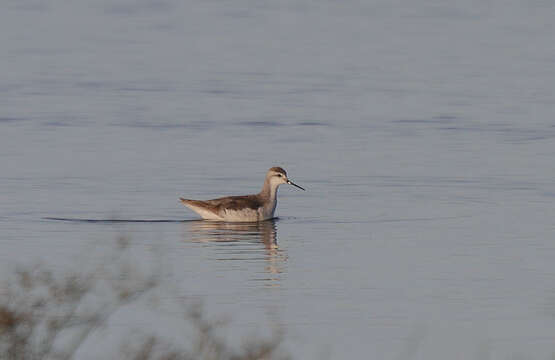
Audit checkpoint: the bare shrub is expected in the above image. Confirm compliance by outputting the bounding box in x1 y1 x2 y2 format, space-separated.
0 237 288 360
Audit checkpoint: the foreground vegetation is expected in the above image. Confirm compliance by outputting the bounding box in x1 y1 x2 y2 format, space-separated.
0 236 288 360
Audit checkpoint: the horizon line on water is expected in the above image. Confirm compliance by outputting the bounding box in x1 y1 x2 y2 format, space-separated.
42 217 194 223
41 217 283 223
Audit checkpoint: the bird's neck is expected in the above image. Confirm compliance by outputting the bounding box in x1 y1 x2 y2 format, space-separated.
259 179 279 202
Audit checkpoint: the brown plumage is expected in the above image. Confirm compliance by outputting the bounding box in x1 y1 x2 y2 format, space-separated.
180 195 263 212
268 167 287 176
179 167 304 222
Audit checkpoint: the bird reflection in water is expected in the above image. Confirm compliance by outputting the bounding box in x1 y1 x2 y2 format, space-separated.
184 219 286 284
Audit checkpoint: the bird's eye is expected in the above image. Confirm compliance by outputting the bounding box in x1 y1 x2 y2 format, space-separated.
277 174 282 177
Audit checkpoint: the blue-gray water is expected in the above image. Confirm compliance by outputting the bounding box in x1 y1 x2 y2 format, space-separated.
2 0 555 358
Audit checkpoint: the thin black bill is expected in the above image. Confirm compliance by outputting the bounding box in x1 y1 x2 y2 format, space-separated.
287 180 305 191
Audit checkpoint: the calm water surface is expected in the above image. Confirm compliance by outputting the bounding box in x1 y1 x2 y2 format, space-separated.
2 0 555 358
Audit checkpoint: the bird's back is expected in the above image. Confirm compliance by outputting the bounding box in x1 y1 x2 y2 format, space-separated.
180 194 271 222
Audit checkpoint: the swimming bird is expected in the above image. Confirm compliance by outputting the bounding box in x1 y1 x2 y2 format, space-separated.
180 167 305 222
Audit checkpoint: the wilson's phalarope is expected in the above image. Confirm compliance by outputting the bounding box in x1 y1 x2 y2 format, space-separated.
180 167 305 222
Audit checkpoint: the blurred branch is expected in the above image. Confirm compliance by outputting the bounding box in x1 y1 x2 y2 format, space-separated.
1 236 288 360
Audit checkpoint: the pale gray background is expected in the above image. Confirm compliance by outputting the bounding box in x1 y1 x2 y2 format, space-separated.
2 0 555 358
